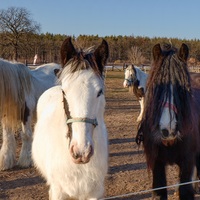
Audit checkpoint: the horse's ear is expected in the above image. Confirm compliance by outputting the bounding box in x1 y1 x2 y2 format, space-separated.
132 64 136 74
131 64 135 69
152 44 162 62
60 37 77 67
94 39 109 74
179 43 189 62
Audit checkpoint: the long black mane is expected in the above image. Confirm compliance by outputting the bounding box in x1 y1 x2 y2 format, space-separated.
141 44 192 134
135 44 199 168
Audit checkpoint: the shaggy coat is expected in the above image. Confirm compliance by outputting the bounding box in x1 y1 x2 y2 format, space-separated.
136 43 200 200
32 37 109 200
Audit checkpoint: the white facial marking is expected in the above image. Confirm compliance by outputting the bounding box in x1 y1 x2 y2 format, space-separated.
159 85 177 135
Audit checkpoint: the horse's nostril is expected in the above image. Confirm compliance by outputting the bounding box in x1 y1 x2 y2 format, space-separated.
73 152 79 159
88 145 94 158
70 145 80 160
162 129 169 138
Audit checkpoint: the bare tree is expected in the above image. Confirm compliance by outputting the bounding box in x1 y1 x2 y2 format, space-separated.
0 7 40 60
127 46 146 65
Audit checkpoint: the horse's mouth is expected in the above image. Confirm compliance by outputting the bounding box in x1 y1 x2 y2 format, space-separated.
71 156 91 164
161 139 176 146
70 146 94 164
160 129 180 146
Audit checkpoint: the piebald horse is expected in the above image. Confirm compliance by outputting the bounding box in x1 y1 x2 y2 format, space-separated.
123 64 148 121
32 37 109 200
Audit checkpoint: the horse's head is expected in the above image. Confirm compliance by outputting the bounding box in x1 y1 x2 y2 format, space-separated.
123 65 147 100
153 43 190 146
137 43 192 147
59 37 109 164
159 84 180 146
123 64 137 88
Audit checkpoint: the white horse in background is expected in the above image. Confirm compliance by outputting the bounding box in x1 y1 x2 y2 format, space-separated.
32 37 109 200
123 64 148 122
0 60 61 170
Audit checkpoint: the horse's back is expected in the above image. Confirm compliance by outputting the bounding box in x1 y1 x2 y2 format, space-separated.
31 63 60 84
33 63 61 76
30 63 61 101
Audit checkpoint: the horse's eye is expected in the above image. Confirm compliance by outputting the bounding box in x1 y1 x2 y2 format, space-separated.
97 89 103 97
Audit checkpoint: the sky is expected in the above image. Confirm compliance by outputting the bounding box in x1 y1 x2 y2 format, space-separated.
1 0 200 40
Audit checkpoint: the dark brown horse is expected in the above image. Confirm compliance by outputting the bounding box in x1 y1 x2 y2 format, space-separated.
136 43 200 200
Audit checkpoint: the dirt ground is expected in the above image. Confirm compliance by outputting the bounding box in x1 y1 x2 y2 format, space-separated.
0 70 200 200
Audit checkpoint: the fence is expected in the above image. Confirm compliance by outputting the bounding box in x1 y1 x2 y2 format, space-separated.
106 63 200 73
190 66 200 73
106 63 151 73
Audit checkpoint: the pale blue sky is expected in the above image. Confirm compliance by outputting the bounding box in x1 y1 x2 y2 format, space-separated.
1 0 200 40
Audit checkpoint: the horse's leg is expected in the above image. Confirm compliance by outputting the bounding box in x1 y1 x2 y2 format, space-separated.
0 121 16 170
178 160 195 200
137 97 144 122
152 159 167 200
17 104 32 168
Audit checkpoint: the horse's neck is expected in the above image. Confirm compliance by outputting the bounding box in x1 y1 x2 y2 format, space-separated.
135 68 148 90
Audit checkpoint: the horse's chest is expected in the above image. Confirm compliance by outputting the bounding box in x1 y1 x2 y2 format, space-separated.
158 144 186 164
132 85 144 100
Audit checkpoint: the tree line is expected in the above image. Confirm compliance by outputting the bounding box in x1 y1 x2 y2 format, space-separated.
1 7 200 66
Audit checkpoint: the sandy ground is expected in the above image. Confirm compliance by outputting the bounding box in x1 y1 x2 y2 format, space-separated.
0 70 200 200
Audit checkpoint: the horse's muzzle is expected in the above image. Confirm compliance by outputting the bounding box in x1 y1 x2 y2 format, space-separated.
123 80 130 88
161 129 179 146
70 145 94 164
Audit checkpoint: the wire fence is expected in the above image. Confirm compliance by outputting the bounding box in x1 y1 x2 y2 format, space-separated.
100 180 200 200
100 179 200 200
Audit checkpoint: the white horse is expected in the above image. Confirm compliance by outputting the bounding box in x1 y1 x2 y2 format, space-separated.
32 37 109 200
0 59 61 170
123 64 148 122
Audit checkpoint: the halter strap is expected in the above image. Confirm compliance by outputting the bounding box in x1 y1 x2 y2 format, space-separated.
62 90 98 143
163 102 178 114
62 90 72 140
67 118 98 127
125 68 137 84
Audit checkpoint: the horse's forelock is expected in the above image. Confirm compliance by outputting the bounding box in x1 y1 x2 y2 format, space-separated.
144 48 192 133
58 50 102 82
126 65 133 70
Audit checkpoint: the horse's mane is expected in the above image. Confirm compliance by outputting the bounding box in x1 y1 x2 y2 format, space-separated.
142 45 192 133
136 44 200 169
0 59 32 127
58 48 102 82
